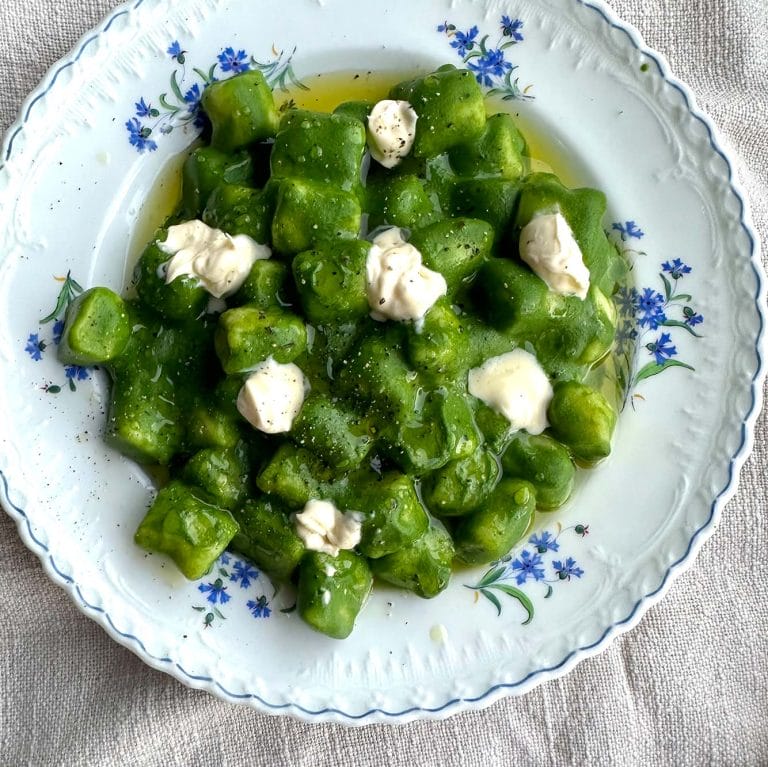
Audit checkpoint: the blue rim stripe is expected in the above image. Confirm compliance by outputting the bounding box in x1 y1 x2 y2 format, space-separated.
0 0 764 722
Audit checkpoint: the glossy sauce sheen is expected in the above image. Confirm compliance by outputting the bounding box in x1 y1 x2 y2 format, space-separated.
85 66 626 640
128 69 571 270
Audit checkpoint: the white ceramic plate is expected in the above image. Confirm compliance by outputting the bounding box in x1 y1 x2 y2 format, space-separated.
0 0 763 724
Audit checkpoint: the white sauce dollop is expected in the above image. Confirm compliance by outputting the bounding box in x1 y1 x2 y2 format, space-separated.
519 211 590 300
467 349 553 435
366 100 418 169
365 227 447 323
236 357 309 434
293 499 362 557
159 219 270 299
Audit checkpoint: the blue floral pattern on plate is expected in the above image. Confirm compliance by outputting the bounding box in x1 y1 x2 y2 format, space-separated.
193 553 276 628
125 42 308 153
24 273 91 393
611 222 704 408
437 15 532 100
465 523 589 623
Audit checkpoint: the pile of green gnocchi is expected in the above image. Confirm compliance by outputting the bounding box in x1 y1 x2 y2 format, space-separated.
58 65 626 638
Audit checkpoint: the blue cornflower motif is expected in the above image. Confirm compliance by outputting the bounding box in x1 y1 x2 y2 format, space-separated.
553 557 584 580
683 306 704 326
509 550 546 585
247 595 272 618
217 47 250 74
662 258 692 280
125 118 158 153
52 320 64 345
646 332 677 365
64 365 90 381
617 320 639 344
135 98 152 117
167 41 185 62
612 220 644 241
529 531 559 554
636 287 666 329
25 333 45 361
230 560 259 589
184 83 201 107
449 26 479 57
219 552 231 566
501 16 524 41
183 83 206 128
468 48 513 87
437 22 456 33
615 286 639 317
198 578 231 605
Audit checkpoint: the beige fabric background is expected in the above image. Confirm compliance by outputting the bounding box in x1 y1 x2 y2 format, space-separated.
1 1 766 764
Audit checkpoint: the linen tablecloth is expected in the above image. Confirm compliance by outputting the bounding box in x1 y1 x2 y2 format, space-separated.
1 1 766 764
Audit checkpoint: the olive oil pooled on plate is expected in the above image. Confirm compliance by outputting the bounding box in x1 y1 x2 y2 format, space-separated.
128 67 571 269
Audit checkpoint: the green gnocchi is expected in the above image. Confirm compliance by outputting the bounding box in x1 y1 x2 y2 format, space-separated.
57 64 626 639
